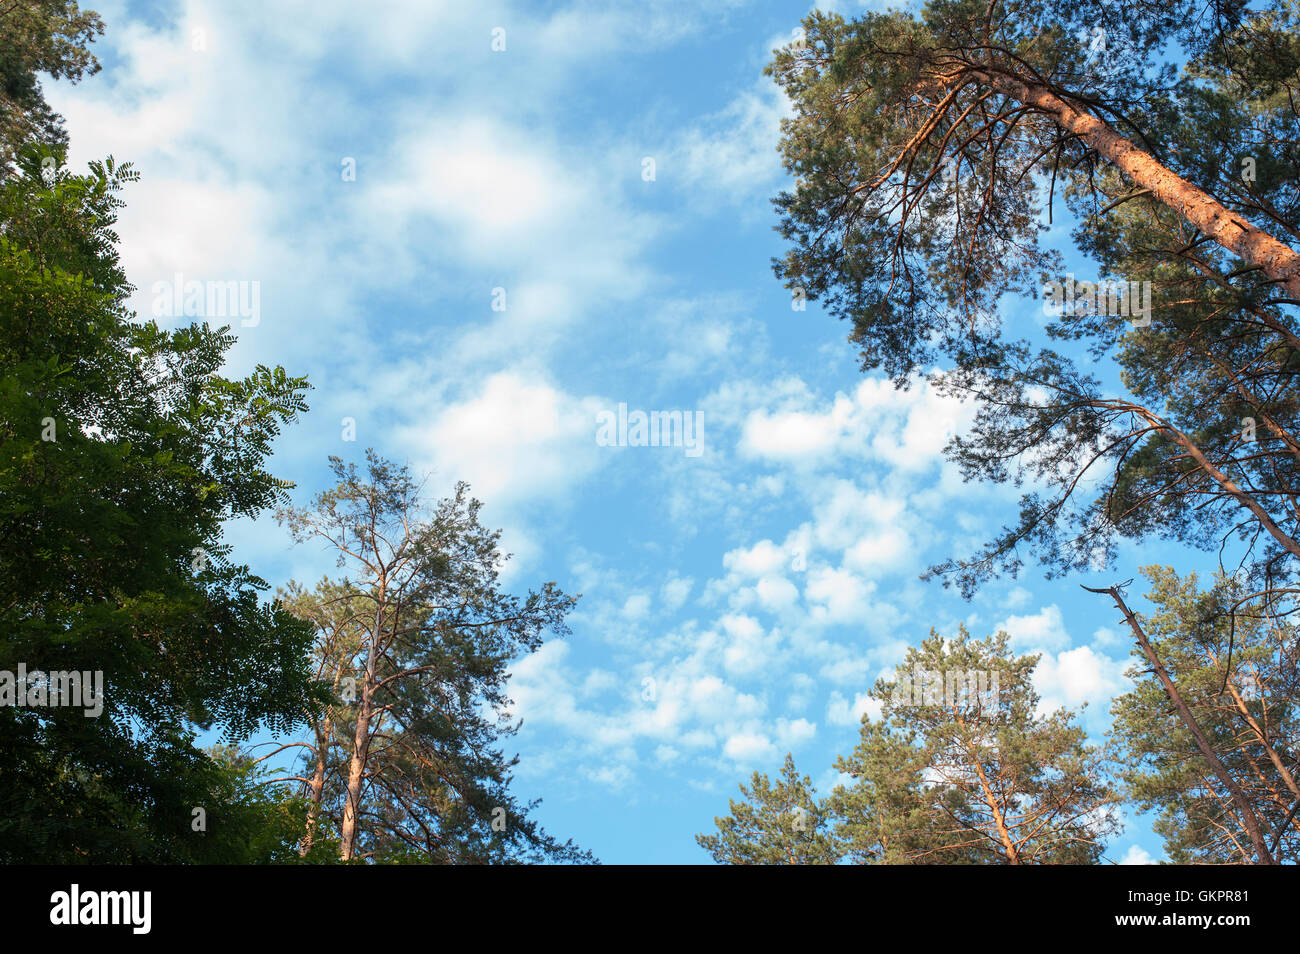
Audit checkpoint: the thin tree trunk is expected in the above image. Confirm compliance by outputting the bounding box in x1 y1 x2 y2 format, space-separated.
1223 678 1300 803
1085 585 1277 864
973 758 1021 864
299 723 328 858
340 603 383 862
1116 401 1300 561
957 713 1021 863
338 706 370 861
300 663 344 858
965 68 1300 300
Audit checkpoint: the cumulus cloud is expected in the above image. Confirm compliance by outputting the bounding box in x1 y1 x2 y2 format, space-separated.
722 729 777 764
397 371 605 505
1033 645 1131 729
826 690 881 727
805 566 876 625
722 539 792 578
738 377 973 472
1118 845 1157 865
996 604 1072 652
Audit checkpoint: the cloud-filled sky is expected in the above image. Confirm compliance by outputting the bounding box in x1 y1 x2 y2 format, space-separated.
49 0 1208 863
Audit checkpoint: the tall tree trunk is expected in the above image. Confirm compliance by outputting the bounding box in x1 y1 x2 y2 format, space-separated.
338 699 370 861
299 718 330 858
1085 585 1278 864
300 663 344 858
339 603 382 862
964 68 1300 300
963 727 1020 863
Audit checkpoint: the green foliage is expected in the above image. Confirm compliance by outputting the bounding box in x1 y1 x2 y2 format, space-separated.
768 2 1300 606
700 628 1118 864
187 745 337 865
1110 567 1300 863
696 754 839 864
0 1 104 168
280 452 596 864
0 143 324 861
833 628 1117 863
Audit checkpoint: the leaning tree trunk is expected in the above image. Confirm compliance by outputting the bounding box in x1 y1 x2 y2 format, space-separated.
1085 585 1277 864
965 68 1300 301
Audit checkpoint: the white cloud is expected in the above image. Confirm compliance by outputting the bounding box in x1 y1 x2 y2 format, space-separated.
398 371 604 505
622 593 651 621
754 575 800 613
818 655 877 686
842 528 910 570
722 539 790 578
776 717 817 747
1091 625 1125 649
1034 645 1131 718
661 576 694 611
582 763 634 789
996 604 1071 652
722 729 777 764
737 377 973 473
805 566 875 625
827 690 881 727
1002 586 1032 610
654 744 680 763
741 403 848 460
720 614 779 677
1119 845 1156 865
674 74 791 205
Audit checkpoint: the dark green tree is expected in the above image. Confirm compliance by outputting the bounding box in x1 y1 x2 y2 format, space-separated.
0 1 104 170
186 744 337 865
0 142 324 862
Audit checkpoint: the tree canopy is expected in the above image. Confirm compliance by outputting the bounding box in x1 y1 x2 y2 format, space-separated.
276 452 595 864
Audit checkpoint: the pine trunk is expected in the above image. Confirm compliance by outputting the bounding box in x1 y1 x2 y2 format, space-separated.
969 69 1300 300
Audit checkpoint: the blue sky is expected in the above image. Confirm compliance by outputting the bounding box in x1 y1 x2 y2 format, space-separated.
47 0 1218 864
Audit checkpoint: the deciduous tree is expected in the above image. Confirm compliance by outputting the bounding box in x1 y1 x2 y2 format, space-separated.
0 145 322 861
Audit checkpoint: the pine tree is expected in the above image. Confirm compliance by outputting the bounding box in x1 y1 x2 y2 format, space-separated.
696 754 840 864
768 3 1300 609
832 628 1118 864
277 452 594 864
0 1 104 169
1110 567 1300 863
